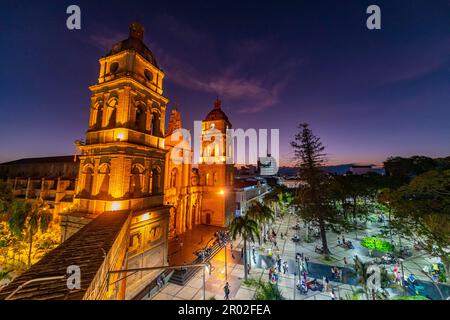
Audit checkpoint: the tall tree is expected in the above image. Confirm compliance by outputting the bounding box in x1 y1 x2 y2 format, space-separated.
390 170 450 274
8 199 52 267
229 215 260 281
291 123 332 256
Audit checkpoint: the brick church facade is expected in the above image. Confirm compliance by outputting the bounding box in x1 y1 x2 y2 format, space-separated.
0 22 235 300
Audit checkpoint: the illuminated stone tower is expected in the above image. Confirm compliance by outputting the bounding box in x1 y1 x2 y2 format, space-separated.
73 22 167 215
199 98 235 227
61 22 172 298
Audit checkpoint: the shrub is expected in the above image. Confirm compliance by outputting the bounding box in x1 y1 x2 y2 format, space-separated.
361 237 393 252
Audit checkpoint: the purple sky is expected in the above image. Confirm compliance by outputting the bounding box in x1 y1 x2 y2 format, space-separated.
0 0 449 166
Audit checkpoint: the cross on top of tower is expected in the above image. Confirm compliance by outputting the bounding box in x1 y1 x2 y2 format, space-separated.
129 22 144 41
214 97 221 109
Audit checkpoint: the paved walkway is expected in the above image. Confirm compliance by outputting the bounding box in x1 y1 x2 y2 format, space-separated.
153 212 447 300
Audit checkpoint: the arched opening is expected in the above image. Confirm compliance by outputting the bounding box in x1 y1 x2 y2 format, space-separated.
98 165 110 195
205 173 210 186
151 112 160 136
151 167 161 194
83 167 94 194
130 166 143 197
135 105 147 132
95 106 104 128
107 99 117 127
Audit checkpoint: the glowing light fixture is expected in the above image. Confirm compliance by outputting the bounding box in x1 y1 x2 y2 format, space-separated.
116 131 125 141
111 202 121 211
141 212 150 221
219 189 225 195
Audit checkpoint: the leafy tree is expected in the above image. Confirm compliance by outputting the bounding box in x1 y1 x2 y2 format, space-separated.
0 268 12 283
0 181 13 218
390 170 450 275
377 188 395 243
291 123 334 256
229 215 260 281
8 199 52 267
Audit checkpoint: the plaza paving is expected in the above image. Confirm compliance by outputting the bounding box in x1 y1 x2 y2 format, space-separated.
153 211 448 300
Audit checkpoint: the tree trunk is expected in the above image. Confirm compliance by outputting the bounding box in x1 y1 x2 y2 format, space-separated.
388 207 393 244
243 239 248 281
28 231 33 267
318 217 329 257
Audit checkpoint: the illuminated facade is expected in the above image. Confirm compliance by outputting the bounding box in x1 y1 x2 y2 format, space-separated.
62 22 171 299
0 22 235 300
198 99 235 227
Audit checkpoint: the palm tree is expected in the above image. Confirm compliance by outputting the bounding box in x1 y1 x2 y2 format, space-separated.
229 215 260 281
244 278 285 300
8 199 52 267
263 187 281 215
246 202 275 244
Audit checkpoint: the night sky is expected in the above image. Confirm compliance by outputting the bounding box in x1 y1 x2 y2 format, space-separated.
0 0 449 166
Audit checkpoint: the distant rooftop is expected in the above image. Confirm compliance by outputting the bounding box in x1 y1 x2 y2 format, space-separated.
0 156 77 166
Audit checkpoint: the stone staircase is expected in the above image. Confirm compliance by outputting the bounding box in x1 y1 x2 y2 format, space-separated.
169 236 229 286
132 269 174 300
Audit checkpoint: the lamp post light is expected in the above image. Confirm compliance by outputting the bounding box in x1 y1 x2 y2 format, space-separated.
224 241 228 282
399 258 405 292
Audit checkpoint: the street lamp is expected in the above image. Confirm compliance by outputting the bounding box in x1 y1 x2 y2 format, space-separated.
399 258 405 292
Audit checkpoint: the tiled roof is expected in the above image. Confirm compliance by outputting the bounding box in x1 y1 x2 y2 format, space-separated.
0 211 129 300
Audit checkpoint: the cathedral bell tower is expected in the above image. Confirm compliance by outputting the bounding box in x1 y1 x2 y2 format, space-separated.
198 98 235 227
72 22 169 216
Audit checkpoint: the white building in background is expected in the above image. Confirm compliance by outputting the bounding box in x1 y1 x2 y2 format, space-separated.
258 154 278 176
234 178 269 216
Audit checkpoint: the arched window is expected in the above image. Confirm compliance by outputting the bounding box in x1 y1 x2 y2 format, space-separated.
107 98 118 127
98 164 110 195
151 167 161 194
135 105 147 132
95 105 104 128
130 166 143 197
83 166 94 194
151 112 160 136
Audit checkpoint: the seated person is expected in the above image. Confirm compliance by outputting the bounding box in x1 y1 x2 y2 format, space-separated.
307 279 323 291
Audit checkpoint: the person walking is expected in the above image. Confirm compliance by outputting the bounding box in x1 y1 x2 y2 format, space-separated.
330 288 336 300
224 282 231 300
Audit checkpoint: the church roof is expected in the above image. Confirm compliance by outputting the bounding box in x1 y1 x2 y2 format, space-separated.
204 98 231 124
108 22 159 68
